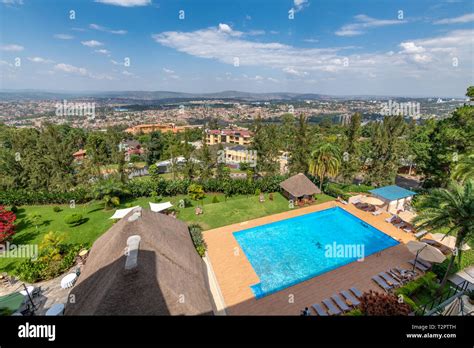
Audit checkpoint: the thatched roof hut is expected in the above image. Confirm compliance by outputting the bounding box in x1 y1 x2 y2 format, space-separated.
279 173 321 199
65 209 214 315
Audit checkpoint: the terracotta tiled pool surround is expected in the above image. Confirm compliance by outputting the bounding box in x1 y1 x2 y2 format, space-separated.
203 201 417 315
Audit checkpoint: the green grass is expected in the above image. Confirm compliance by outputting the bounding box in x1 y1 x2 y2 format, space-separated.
0 201 115 274
175 193 334 230
0 192 334 274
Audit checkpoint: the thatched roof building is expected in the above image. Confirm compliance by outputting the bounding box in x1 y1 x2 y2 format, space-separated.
65 209 214 315
279 173 321 199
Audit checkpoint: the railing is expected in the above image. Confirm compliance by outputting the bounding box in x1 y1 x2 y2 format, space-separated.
414 280 470 316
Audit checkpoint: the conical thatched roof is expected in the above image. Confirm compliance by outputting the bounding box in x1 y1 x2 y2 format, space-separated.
279 173 321 198
65 209 214 315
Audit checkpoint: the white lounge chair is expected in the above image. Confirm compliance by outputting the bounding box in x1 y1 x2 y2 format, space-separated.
385 215 395 223
414 230 428 239
372 209 383 216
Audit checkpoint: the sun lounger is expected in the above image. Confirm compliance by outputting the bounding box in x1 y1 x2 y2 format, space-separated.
331 294 351 312
408 259 429 272
385 216 395 223
341 290 360 307
379 272 400 287
417 259 432 268
322 298 342 315
403 226 414 233
372 275 392 292
372 209 383 216
312 303 328 316
414 230 428 239
393 222 406 228
350 287 363 299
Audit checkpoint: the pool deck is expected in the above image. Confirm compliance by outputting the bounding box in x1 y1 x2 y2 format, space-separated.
203 200 417 315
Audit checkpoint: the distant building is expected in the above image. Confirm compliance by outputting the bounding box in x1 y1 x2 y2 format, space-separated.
223 145 257 168
120 139 144 156
205 128 253 145
155 156 201 174
125 123 200 135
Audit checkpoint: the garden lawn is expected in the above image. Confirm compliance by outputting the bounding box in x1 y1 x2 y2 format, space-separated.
174 192 335 230
0 201 115 274
0 192 334 274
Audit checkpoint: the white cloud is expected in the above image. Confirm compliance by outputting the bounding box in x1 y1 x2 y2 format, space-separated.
54 63 88 76
110 59 123 66
434 13 474 24
1 0 23 5
27 57 54 63
152 24 472 90
162 68 175 74
89 23 127 35
122 70 134 76
399 42 425 54
293 0 309 12
283 67 308 77
81 40 104 47
1 44 24 52
54 63 114 80
54 34 74 40
95 0 151 7
336 14 404 36
95 49 111 55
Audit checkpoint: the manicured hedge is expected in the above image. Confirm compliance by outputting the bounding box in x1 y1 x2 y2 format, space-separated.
0 175 288 205
0 188 90 206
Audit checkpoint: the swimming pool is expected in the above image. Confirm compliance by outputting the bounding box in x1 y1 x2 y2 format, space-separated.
233 207 399 299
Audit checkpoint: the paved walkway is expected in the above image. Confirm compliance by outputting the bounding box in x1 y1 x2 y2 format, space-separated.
204 201 417 315
0 265 82 315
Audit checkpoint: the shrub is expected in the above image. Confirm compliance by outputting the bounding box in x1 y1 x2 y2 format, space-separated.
53 206 61 213
150 191 162 203
188 184 205 201
64 214 85 226
0 188 89 206
211 196 219 204
178 198 192 208
359 290 411 315
255 188 261 196
0 205 16 243
189 223 206 257
16 259 46 283
325 183 351 201
9 205 18 213
432 259 460 279
15 232 82 283
344 308 363 316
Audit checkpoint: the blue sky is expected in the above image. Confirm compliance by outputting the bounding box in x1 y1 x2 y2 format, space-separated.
0 0 473 96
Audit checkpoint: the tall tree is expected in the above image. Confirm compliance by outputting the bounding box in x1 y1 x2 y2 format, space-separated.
251 115 279 176
146 131 164 165
309 143 341 191
424 105 474 188
413 180 474 293
366 115 406 186
341 113 362 183
198 139 213 180
289 114 310 174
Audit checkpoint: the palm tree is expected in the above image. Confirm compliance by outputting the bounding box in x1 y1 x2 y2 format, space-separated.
309 143 341 192
451 153 474 183
413 180 474 293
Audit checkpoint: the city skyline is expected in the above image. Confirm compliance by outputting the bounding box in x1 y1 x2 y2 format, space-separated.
0 0 473 96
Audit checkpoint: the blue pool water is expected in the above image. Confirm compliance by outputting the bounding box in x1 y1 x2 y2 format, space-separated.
233 207 399 299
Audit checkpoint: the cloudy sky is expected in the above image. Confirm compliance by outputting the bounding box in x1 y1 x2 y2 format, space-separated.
0 0 473 96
